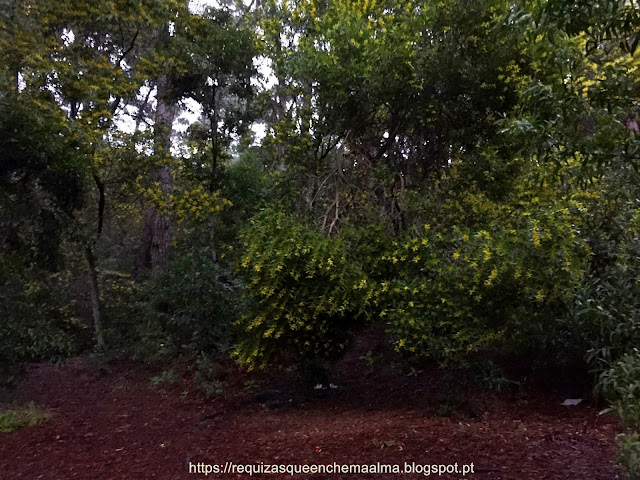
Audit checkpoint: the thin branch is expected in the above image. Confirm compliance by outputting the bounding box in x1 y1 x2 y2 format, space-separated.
94 173 105 238
118 30 139 67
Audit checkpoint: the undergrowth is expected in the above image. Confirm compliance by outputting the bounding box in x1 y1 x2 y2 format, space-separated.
0 402 52 433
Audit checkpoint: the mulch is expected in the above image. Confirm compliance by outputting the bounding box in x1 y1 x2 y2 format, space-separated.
0 335 623 480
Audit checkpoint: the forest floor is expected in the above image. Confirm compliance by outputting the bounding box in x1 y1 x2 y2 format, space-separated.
0 330 623 480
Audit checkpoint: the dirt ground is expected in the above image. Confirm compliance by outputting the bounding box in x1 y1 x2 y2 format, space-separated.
0 334 623 480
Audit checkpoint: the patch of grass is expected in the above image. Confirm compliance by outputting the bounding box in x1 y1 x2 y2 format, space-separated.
150 368 180 386
0 403 52 433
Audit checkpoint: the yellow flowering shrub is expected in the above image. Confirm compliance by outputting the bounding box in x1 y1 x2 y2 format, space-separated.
234 208 375 369
380 169 591 364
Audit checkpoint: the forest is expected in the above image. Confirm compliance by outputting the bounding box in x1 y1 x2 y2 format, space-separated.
1 0 640 478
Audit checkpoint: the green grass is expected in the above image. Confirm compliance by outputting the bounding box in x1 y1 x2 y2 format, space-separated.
0 403 52 433
150 368 180 386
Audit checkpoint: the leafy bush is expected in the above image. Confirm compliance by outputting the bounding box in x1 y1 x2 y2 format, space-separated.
104 253 241 360
561 264 640 374
234 164 596 371
470 360 516 392
380 175 589 365
214 150 270 250
617 433 640 480
558 184 640 373
102 275 172 362
149 253 240 352
234 208 376 369
194 353 225 399
599 353 640 479
600 353 640 428
0 259 80 368
555 170 640 479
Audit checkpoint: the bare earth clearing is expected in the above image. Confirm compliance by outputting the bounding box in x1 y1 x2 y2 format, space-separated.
0 335 622 480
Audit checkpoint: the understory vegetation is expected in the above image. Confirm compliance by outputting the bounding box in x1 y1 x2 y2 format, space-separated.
1 0 640 475
0 403 52 433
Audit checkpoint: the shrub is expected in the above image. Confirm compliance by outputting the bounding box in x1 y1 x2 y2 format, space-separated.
599 353 640 479
0 259 79 368
194 353 225 399
380 183 589 365
234 208 375 369
559 202 640 374
148 253 240 353
104 253 241 360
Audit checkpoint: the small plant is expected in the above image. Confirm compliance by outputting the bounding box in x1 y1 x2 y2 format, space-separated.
150 368 180 386
599 352 640 479
0 403 51 433
617 433 640 480
437 400 458 417
436 395 481 419
244 379 259 391
198 379 225 399
599 353 640 427
195 353 225 399
359 350 381 367
471 360 517 392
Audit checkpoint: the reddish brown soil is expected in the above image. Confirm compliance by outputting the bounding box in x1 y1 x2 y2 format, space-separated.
0 338 622 480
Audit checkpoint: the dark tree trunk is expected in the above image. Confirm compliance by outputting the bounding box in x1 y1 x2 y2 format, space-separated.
85 245 105 352
137 74 176 274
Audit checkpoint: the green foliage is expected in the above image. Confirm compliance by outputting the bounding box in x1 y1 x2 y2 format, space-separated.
544 0 640 55
470 360 516 392
359 350 382 367
241 0 636 374
2 11 640 480
231 160 598 371
194 353 225 399
243 378 259 391
380 164 590 364
0 97 88 270
498 3 640 185
234 208 375 369
104 253 241 360
216 151 271 244
0 403 51 433
555 167 640 373
617 433 640 480
150 368 180 386
0 97 90 365
563 260 640 373
177 5 257 182
0 259 80 368
174 149 270 260
600 353 640 428
149 253 240 352
100 274 170 362
599 353 640 479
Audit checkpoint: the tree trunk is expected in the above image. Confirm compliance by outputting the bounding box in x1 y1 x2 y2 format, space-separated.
137 74 176 274
85 245 106 352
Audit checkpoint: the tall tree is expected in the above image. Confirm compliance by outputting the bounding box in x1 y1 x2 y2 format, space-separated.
1 0 186 348
137 1 257 272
